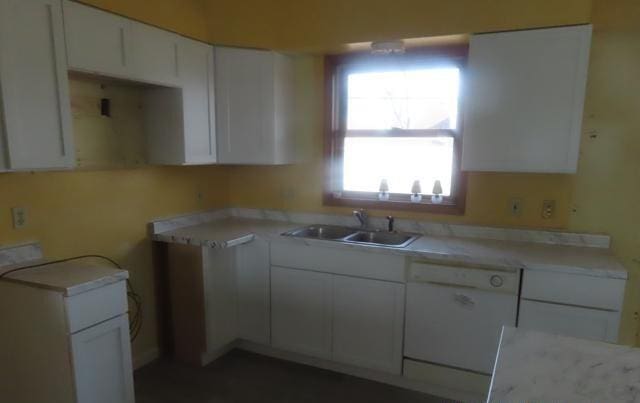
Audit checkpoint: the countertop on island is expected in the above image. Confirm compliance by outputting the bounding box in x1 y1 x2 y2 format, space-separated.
489 326 640 402
151 216 627 280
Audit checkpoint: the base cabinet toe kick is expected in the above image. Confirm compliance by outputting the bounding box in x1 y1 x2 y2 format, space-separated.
163 239 626 401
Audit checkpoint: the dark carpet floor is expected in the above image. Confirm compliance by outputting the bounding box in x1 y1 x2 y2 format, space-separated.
134 349 452 403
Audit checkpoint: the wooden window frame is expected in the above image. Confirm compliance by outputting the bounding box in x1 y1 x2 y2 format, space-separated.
323 45 468 215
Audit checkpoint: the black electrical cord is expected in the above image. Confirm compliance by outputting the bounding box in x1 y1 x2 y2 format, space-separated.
0 254 142 342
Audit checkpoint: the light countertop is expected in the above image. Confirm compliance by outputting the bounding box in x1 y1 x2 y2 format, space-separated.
489 327 640 402
0 257 129 296
152 217 627 280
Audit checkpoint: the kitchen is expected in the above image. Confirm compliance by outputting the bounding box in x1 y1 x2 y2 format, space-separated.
1 1 639 402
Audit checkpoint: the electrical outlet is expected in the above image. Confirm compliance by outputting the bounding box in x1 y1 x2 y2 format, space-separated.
542 200 555 219
509 198 523 217
11 207 27 229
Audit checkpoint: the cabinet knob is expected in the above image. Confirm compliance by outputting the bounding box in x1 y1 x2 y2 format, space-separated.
490 275 504 288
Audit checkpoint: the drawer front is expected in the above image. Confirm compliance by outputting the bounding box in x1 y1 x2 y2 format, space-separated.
409 261 519 294
519 300 620 343
521 270 625 311
270 241 405 283
66 281 128 333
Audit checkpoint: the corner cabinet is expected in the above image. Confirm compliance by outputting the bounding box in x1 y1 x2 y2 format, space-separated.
0 0 74 171
214 47 295 165
462 25 592 173
144 38 216 165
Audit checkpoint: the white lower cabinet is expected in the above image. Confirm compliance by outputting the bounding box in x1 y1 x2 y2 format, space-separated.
332 275 405 373
518 300 621 343
271 266 333 359
71 315 134 403
270 264 405 374
0 276 133 403
518 270 625 343
236 239 271 345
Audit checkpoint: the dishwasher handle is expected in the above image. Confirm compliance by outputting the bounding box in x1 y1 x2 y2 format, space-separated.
454 293 476 308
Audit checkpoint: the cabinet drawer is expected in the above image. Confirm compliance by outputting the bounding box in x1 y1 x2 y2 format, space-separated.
65 281 128 333
521 270 625 311
270 242 405 282
518 300 620 343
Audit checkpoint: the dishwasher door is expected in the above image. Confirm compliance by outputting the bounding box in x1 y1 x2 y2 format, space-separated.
405 280 518 374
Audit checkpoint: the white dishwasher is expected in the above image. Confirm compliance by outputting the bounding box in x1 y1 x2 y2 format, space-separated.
404 261 520 374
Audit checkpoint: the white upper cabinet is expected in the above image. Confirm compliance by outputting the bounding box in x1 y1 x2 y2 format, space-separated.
178 38 217 164
462 25 592 173
145 37 216 165
215 47 295 165
0 0 74 170
130 22 180 86
64 0 181 87
63 0 132 78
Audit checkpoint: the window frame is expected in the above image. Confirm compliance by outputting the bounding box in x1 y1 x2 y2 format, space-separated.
323 45 468 215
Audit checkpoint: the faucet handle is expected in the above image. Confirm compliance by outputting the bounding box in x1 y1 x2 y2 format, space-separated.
386 215 395 232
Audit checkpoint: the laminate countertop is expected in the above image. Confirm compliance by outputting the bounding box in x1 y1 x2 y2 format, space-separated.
488 326 640 402
0 257 128 296
152 217 627 280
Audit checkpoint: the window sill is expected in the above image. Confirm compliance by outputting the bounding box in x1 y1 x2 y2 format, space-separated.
323 193 465 215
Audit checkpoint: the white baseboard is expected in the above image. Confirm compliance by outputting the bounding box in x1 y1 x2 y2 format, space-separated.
133 347 161 370
236 340 486 403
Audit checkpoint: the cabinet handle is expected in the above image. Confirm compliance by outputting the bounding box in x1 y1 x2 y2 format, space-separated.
454 293 475 307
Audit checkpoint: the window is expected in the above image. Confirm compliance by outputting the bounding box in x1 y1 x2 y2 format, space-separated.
324 47 467 214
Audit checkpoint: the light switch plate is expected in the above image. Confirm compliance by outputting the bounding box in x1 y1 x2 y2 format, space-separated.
11 207 27 229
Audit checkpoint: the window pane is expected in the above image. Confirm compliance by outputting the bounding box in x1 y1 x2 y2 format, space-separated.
343 137 453 195
347 67 460 130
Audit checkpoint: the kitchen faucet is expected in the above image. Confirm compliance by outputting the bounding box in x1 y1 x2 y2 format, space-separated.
353 209 368 228
386 216 395 232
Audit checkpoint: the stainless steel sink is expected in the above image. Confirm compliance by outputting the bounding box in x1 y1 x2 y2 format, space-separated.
284 225 357 240
343 231 417 248
282 225 419 248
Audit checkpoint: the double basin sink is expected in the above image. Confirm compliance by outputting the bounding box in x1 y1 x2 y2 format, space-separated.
282 224 419 248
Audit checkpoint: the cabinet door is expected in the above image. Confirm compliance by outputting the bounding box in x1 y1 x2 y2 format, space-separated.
0 0 74 169
332 276 405 374
215 47 275 164
178 38 216 164
63 0 131 78
462 25 591 173
236 239 270 345
131 22 180 86
271 266 332 359
70 315 134 403
202 247 237 352
519 300 620 343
